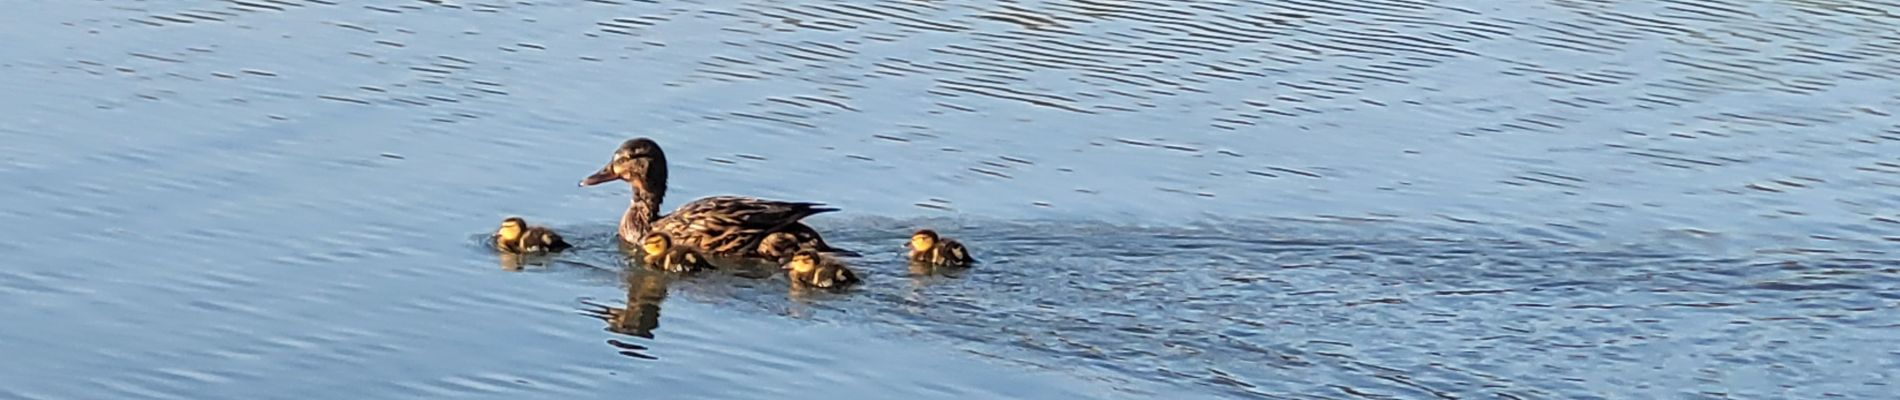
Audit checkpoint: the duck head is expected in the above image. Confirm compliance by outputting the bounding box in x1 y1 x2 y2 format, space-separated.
783 249 821 273
641 232 672 255
907 229 939 253
579 138 669 195
497 217 527 242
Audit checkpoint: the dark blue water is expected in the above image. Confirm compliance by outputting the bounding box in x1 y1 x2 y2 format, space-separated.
2 0 1897 399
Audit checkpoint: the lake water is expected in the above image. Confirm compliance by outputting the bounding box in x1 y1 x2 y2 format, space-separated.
3 0 1898 399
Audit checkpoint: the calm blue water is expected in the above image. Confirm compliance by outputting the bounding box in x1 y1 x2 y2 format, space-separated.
2 0 1897 399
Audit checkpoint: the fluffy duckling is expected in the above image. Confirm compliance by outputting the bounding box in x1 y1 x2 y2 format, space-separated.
783 249 860 289
907 229 974 268
755 230 800 263
641 232 711 273
496 217 573 254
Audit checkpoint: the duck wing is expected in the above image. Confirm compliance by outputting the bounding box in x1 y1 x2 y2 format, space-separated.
539 229 573 251
656 195 839 255
833 266 861 286
941 239 973 265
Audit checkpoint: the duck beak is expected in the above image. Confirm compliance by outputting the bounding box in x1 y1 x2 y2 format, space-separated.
579 165 619 187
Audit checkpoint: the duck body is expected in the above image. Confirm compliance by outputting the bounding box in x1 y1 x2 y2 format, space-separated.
784 250 861 289
496 217 573 254
581 138 854 259
907 229 974 268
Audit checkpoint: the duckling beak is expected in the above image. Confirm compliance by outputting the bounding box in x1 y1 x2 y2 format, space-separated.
579 165 620 187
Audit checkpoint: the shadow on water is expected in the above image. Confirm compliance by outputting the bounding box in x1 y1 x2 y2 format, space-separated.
485 217 1900 399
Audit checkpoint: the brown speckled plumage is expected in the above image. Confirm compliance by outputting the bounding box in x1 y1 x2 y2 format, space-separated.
581 138 854 259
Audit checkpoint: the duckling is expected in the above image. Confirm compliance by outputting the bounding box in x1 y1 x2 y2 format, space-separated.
755 230 805 263
496 217 573 253
907 229 974 268
640 232 711 273
783 249 860 289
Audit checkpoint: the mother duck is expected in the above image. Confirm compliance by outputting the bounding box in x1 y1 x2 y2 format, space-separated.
579 138 854 260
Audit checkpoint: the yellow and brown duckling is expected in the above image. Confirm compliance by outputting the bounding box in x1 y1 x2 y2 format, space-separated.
782 249 860 289
640 232 712 273
495 217 573 254
907 229 974 268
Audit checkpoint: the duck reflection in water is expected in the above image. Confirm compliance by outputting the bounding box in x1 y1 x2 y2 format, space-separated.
578 270 672 360
901 256 973 312
907 261 968 279
496 252 559 272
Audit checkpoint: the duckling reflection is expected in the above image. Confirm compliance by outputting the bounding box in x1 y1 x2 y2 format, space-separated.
496 250 560 272
578 270 671 341
907 229 974 268
907 260 968 279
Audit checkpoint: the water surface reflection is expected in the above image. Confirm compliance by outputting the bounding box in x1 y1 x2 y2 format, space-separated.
5 0 1899 398
512 220 1900 398
578 270 669 361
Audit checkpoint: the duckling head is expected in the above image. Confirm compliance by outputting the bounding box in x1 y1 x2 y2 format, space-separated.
908 229 939 253
641 232 672 255
497 217 527 241
784 249 821 273
580 138 669 196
